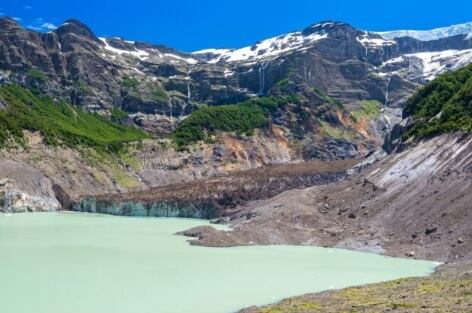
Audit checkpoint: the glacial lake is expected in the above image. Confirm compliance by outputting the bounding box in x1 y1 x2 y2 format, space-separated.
0 213 437 313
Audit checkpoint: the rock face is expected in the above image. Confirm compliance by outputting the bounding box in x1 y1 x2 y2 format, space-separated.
0 161 60 212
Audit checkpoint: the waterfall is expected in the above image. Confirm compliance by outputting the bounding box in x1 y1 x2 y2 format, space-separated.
364 32 371 59
258 62 268 96
384 76 391 106
187 82 191 101
168 98 173 119
304 59 308 80
305 65 311 81
258 66 264 95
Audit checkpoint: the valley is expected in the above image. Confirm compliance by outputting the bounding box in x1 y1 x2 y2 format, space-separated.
0 14 471 313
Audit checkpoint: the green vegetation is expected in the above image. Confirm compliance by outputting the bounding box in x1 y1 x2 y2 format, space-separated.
251 275 472 313
247 95 299 114
312 87 344 109
171 104 267 147
350 100 381 123
274 78 297 94
320 121 355 139
122 75 139 90
404 63 472 137
74 79 91 95
0 85 149 151
171 96 298 147
153 85 169 102
28 68 48 83
276 78 290 88
110 107 129 123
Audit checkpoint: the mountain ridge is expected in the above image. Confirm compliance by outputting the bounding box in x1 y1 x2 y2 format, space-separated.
2 16 472 163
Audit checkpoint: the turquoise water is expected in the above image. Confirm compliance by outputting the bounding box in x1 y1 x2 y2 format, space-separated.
0 213 437 313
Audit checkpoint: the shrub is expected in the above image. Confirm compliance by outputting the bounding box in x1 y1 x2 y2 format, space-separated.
122 75 139 90
153 85 169 103
110 107 129 123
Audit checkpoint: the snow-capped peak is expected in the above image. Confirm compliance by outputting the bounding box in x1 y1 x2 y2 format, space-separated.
377 21 472 41
192 30 328 64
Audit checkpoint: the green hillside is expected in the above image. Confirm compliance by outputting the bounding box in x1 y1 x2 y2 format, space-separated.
0 85 149 151
404 64 472 137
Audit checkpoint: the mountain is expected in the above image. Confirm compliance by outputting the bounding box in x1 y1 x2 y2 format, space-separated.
1 17 472 163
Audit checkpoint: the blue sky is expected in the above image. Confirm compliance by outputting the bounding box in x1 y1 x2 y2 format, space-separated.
1 0 472 52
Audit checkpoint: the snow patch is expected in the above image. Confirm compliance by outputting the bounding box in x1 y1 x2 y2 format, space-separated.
405 49 472 80
357 35 396 47
163 53 198 65
99 38 149 60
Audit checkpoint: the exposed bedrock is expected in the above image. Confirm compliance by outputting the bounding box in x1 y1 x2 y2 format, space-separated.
0 161 60 213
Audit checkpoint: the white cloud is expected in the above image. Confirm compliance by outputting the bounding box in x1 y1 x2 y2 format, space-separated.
12 17 22 21
24 5 33 10
41 22 57 30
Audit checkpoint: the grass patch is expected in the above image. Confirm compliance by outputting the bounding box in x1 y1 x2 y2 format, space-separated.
122 75 139 90
350 100 381 123
320 121 354 139
113 170 141 189
119 151 142 172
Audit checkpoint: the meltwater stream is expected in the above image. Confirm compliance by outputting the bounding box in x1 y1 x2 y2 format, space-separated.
0 213 437 313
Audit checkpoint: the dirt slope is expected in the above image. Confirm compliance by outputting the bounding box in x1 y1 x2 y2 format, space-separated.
185 133 472 263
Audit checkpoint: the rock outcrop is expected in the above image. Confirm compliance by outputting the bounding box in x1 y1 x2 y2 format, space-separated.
0 161 60 212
